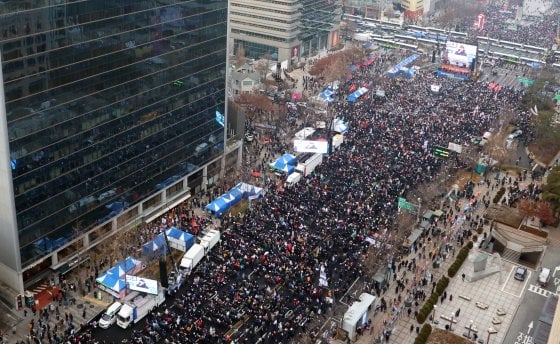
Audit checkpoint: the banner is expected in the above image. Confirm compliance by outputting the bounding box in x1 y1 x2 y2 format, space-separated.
398 197 416 212
293 140 329 154
448 142 462 153
126 275 159 295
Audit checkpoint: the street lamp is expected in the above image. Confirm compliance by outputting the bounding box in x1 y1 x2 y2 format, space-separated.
487 327 497 344
449 312 454 331
466 319 474 339
417 197 422 223
432 305 437 324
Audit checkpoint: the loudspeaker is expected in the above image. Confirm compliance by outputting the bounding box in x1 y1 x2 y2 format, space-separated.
159 259 168 288
470 58 476 71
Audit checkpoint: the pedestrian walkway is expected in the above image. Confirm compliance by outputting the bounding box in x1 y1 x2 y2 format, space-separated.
352 170 530 344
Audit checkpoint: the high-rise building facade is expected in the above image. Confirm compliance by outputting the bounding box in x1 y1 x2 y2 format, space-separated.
230 0 342 65
401 0 424 19
0 0 232 297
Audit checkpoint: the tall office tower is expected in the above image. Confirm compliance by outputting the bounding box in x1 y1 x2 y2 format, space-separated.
0 0 234 301
400 0 425 19
230 0 342 65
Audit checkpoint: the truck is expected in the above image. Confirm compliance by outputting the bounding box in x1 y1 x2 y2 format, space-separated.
179 243 205 274
295 153 323 177
200 229 220 254
286 172 302 185
116 288 165 329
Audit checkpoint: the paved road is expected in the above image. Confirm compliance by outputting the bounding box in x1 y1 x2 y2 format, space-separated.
503 245 560 344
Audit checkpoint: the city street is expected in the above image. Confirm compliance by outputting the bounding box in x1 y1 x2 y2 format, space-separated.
503 245 560 344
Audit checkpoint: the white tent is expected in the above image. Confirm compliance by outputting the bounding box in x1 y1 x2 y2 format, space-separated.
343 293 376 339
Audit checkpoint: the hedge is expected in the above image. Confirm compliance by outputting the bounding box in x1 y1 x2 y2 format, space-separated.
414 324 433 344
493 187 506 204
416 277 450 324
448 242 473 277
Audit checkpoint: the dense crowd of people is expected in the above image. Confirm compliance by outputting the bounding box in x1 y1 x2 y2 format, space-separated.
14 0 558 343
461 0 560 48
93 45 536 343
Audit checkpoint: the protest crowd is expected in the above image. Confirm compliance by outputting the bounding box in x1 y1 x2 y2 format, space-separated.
16 1 558 343
94 50 535 344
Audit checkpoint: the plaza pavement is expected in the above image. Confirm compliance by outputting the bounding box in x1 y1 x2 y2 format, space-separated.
352 170 532 344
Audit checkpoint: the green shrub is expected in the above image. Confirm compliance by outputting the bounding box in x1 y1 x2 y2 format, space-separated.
476 227 483 234
414 324 433 344
493 187 506 204
473 234 478 242
448 243 473 278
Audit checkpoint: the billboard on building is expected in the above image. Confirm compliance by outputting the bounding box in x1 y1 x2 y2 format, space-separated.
293 140 329 154
442 41 477 68
291 46 300 62
331 31 339 47
126 275 159 295
476 13 485 30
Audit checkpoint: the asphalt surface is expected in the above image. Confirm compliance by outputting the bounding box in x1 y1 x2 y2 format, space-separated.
503 245 560 344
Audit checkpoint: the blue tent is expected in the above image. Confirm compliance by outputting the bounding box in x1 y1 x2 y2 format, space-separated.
347 87 369 102
96 272 126 293
234 182 264 199
142 234 168 258
279 153 296 165
108 256 142 277
165 227 195 251
272 159 295 173
205 196 230 216
223 188 243 204
318 88 335 103
332 118 349 134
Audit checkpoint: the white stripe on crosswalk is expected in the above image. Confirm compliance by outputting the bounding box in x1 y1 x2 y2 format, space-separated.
527 284 555 298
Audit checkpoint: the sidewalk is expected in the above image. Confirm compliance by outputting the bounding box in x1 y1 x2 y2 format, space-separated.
351 170 526 344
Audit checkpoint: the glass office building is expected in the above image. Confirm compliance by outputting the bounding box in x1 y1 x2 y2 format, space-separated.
0 0 229 294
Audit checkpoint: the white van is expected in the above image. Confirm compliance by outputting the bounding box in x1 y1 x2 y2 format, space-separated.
98 302 123 329
286 172 302 185
538 267 550 287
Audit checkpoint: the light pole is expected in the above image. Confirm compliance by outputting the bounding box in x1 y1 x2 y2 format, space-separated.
487 327 497 343
417 197 422 223
449 312 454 331
432 305 437 324
466 319 473 339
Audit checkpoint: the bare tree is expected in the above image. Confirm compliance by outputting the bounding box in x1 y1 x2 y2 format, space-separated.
235 45 247 67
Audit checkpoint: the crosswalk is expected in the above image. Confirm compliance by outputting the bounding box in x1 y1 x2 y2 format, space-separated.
527 284 555 298
32 282 50 295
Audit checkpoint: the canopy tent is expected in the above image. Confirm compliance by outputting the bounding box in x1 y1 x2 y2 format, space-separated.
142 233 168 258
233 182 264 199
96 256 142 299
347 87 369 102
271 160 296 174
318 88 335 103
205 197 229 216
107 256 142 278
269 153 297 173
165 227 195 252
222 188 243 204
332 118 349 134
387 68 399 78
394 54 419 70
554 94 560 101
205 182 266 217
96 272 126 293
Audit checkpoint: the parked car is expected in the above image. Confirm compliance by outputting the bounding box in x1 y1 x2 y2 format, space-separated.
514 266 527 281
538 267 550 287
